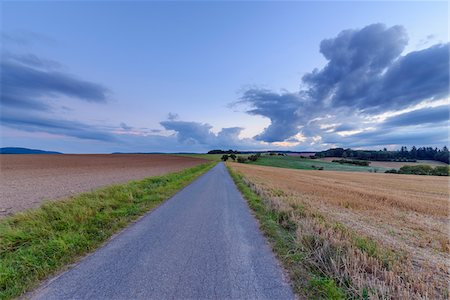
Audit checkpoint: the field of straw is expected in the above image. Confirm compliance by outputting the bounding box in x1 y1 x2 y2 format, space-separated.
229 163 449 299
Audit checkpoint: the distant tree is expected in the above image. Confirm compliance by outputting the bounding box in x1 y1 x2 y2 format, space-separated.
410 146 417 159
208 149 240 154
237 156 247 163
221 154 229 161
248 154 260 161
229 154 237 161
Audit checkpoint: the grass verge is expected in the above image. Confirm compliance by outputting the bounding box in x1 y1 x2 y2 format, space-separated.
227 165 441 299
0 162 215 299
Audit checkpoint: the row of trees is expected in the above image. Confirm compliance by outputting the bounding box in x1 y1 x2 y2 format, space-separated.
314 146 449 164
208 149 240 154
221 153 261 163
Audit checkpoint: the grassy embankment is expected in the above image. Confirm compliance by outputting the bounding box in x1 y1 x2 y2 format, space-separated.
0 162 215 299
247 155 388 173
227 164 448 299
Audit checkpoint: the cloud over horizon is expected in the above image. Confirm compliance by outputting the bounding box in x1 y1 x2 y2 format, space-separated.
1 50 114 142
1 23 448 152
238 23 449 148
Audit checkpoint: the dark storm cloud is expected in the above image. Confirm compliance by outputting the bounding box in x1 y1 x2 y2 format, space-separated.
239 23 449 144
382 105 449 127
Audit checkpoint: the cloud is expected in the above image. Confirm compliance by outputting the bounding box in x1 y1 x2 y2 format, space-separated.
120 122 133 131
322 124 449 148
160 120 215 144
237 89 306 142
1 52 110 112
373 44 449 111
160 118 260 149
3 52 62 69
167 112 179 120
1 43 115 143
1 31 56 47
238 23 449 148
217 127 244 145
382 105 449 127
1 109 116 142
304 23 408 109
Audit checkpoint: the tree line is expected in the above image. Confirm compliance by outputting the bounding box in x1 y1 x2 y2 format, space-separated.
314 146 449 164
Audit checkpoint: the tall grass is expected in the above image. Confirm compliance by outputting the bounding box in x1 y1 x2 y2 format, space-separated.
0 162 215 299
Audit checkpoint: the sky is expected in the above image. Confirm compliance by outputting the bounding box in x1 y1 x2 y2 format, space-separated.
1 1 449 153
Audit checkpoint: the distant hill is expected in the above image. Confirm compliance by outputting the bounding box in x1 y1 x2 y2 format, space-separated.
0 147 62 154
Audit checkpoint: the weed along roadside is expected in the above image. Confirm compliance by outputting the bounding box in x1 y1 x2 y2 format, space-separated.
226 163 448 299
0 162 215 300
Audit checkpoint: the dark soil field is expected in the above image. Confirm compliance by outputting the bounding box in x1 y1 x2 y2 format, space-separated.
0 154 206 217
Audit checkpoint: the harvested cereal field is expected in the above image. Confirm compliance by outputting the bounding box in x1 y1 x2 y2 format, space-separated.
0 154 206 217
229 162 450 299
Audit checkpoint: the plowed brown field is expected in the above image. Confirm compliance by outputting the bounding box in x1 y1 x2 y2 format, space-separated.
229 163 450 298
0 154 206 217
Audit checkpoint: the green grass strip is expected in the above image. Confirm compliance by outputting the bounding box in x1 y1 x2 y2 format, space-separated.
227 165 346 299
0 162 215 299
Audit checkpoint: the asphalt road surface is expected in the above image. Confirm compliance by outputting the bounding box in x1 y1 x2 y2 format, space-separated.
32 163 294 300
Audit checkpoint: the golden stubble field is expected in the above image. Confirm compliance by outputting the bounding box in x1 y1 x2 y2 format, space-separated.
229 163 450 298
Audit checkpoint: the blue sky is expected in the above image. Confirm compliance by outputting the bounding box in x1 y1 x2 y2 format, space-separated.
1 1 448 153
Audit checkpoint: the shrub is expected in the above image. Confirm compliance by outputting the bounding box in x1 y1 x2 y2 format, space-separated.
248 155 259 162
332 159 370 166
237 156 248 163
399 165 433 175
432 166 450 176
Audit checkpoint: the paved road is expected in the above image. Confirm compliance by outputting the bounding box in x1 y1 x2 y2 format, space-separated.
32 163 294 300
